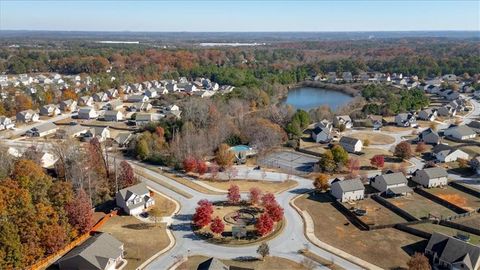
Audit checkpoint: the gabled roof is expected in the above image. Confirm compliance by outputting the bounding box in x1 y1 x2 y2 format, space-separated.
118 182 149 202
417 167 448 179
375 172 408 185
58 233 123 270
332 179 365 192
426 232 480 267
197 257 229 270
339 136 361 146
432 144 454 154
446 125 476 137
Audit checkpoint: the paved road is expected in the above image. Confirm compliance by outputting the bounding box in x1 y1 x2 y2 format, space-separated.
0 112 75 139
130 162 364 270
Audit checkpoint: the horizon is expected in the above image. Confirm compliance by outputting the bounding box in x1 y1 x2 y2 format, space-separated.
1 0 479 32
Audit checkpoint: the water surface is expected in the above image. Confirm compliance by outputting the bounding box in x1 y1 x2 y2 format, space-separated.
284 87 353 111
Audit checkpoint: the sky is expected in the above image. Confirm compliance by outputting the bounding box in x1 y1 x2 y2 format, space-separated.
0 0 479 32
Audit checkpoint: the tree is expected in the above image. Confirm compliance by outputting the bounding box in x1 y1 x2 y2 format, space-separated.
227 184 241 204
394 141 413 160
193 200 213 228
370 155 385 168
196 161 208 175
209 216 225 236
249 187 262 205
118 161 137 189
265 203 284 222
363 139 370 147
215 143 235 168
135 138 150 160
407 253 431 270
183 156 197 173
256 213 274 236
331 145 349 166
313 174 330 192
256 242 270 260
65 189 94 234
415 142 427 153
347 158 360 176
261 193 276 207
318 150 336 172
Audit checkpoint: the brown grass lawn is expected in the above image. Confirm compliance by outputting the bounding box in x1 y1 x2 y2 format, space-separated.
460 145 480 157
99 194 176 270
347 198 407 226
455 215 480 229
177 255 308 270
100 216 170 270
427 187 480 212
295 193 424 269
200 179 298 193
348 132 395 145
351 148 409 170
387 193 457 219
410 223 480 245
381 125 416 133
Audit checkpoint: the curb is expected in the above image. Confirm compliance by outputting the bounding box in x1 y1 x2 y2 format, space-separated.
136 188 181 270
290 193 383 270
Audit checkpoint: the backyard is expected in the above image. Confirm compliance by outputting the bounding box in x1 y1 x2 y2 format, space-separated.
426 186 480 212
387 193 458 219
295 193 424 269
176 255 308 270
347 198 407 226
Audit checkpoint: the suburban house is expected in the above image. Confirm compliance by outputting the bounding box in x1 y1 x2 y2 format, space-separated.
0 116 14 130
145 88 158 98
444 125 476 140
395 113 417 127
311 122 332 143
367 115 383 129
78 96 94 107
16 109 39 123
105 100 123 111
445 91 460 101
418 109 437 121
432 144 469 163
116 183 155 215
425 85 440 94
93 91 109 102
437 105 457 117
342 72 353 82
330 179 365 202
40 104 61 116
339 136 363 153
370 172 412 196
55 125 89 139
417 128 441 145
127 94 149 103
470 156 480 175
333 115 353 129
106 88 119 98
25 122 58 137
425 232 480 270
130 83 143 92
165 83 178 92
60 99 77 112
114 133 134 147
57 232 125 270
78 107 98 119
135 113 153 126
184 84 197 93
84 126 111 142
129 102 152 112
412 167 448 188
104 110 124 122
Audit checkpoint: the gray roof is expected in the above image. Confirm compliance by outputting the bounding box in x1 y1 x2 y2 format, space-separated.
197 258 229 270
376 172 408 185
388 185 413 195
118 182 150 202
114 132 133 145
31 122 57 133
104 110 122 117
432 144 454 154
446 125 476 137
58 233 123 270
418 167 448 179
339 136 361 146
332 179 365 192
426 232 480 267
136 113 152 121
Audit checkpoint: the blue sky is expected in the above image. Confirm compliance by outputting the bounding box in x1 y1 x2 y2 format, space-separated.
1 1 479 31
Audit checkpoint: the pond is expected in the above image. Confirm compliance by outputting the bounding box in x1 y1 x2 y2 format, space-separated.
283 87 353 111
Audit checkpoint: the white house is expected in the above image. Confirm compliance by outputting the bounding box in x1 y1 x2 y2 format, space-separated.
145 88 158 98
127 95 149 103
0 116 15 130
330 179 365 202
395 113 417 127
333 115 353 129
93 92 109 102
370 172 412 196
412 167 448 188
339 136 363 153
78 96 94 107
443 125 476 140
59 99 77 112
16 110 39 123
418 109 437 121
40 104 61 116
116 183 155 215
311 122 332 143
104 110 124 122
78 107 98 119
106 88 118 98
432 144 469 163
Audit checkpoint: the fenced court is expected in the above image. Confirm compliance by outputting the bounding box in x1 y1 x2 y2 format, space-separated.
258 150 318 174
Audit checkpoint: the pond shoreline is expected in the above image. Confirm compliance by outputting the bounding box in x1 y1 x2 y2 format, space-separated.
291 81 361 97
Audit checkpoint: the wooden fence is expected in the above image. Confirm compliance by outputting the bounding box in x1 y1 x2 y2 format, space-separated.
28 210 117 270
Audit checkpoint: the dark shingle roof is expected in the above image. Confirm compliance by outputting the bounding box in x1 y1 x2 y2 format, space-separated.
426 232 480 267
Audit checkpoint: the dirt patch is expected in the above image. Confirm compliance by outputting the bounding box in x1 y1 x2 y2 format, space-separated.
387 194 457 219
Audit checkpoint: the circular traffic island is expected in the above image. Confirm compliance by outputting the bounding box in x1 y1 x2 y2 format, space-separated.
193 202 284 246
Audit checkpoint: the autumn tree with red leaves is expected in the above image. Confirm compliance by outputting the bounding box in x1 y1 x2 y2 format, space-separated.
65 189 94 234
118 161 138 190
370 155 385 168
210 216 225 236
261 193 276 207
193 199 213 228
197 161 208 175
249 187 262 205
227 184 241 204
255 213 274 236
265 203 284 222
183 156 197 173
